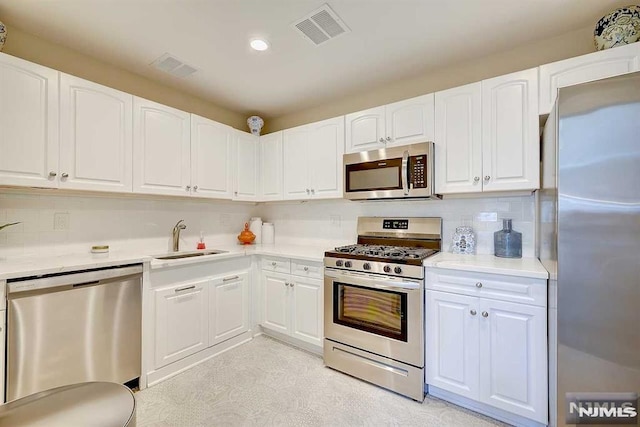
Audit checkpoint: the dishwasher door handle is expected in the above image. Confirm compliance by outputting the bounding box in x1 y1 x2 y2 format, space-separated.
8 265 143 295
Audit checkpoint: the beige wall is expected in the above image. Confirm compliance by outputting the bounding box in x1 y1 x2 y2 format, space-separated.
264 26 595 133
2 24 247 130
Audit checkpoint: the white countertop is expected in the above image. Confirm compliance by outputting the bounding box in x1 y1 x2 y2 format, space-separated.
0 243 329 280
423 252 549 280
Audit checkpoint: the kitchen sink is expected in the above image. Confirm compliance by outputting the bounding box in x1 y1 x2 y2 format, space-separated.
153 250 227 260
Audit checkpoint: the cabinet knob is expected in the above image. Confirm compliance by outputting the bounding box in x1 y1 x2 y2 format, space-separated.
386 136 392 142
473 176 480 182
484 175 490 181
475 282 483 288
311 189 315 194
61 173 69 178
379 138 385 143
271 261 277 266
290 283 294 288
234 191 238 196
306 189 310 194
303 266 309 272
482 311 489 318
186 185 191 191
193 185 198 191
470 309 477 316
48 171 57 178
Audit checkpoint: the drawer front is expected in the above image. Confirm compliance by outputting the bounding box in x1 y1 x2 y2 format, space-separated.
290 260 323 279
426 268 547 307
261 257 291 274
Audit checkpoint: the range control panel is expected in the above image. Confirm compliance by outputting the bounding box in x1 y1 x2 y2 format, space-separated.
409 155 427 189
383 219 408 230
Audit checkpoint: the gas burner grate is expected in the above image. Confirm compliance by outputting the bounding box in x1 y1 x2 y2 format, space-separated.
332 244 435 261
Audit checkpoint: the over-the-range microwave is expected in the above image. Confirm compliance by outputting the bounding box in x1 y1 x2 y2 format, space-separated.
343 142 438 200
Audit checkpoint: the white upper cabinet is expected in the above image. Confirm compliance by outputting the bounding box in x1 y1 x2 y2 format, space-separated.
232 130 259 201
345 106 385 153
283 116 344 200
435 82 483 194
59 74 133 192
259 131 283 201
307 116 344 199
190 115 232 199
481 68 539 192
345 94 434 153
435 69 539 195
0 53 59 188
385 94 435 146
539 42 640 114
133 97 190 196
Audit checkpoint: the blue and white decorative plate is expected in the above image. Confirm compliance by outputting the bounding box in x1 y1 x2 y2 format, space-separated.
594 5 640 50
0 20 6 52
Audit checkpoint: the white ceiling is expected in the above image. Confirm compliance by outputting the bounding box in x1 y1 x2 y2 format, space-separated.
0 0 630 119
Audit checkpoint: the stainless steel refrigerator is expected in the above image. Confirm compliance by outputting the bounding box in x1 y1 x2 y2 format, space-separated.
539 71 640 426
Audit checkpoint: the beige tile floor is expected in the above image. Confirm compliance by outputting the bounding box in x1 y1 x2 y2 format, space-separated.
136 335 505 426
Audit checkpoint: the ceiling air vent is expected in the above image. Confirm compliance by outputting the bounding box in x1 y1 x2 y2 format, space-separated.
150 53 198 78
292 4 350 46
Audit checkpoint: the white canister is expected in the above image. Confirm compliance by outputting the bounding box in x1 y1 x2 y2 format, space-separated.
249 217 262 244
262 223 275 245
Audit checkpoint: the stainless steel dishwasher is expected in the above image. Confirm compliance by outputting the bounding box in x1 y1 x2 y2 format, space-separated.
6 264 142 401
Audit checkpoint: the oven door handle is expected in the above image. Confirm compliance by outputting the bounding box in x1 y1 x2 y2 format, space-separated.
325 269 421 291
401 149 409 196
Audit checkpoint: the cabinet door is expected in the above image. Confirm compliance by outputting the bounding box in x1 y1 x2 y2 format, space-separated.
209 272 249 346
434 82 482 194
191 115 232 199
0 53 59 188
482 68 539 192
261 271 290 334
345 106 385 153
59 74 133 192
0 310 5 404
282 126 310 200
232 130 259 201
133 97 190 196
260 131 283 201
290 276 323 347
539 42 640 114
385 94 435 147
479 299 547 423
425 290 479 400
154 280 208 368
308 117 344 199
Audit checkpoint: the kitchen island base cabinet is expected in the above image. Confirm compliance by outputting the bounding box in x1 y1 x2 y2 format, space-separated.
260 257 323 351
426 269 547 425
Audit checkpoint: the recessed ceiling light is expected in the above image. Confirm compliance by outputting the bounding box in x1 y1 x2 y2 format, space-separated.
250 39 270 51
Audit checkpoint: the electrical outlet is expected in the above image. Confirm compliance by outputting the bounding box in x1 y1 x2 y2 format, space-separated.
53 212 70 230
330 215 341 227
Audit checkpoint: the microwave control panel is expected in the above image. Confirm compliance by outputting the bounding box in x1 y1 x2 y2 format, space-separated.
409 155 427 188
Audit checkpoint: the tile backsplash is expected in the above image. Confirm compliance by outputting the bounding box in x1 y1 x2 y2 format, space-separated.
259 195 535 256
0 190 535 258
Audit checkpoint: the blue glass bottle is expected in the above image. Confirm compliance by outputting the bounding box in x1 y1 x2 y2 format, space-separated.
494 219 522 258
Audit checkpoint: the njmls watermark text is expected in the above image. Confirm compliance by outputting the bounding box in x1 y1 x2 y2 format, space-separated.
566 392 638 425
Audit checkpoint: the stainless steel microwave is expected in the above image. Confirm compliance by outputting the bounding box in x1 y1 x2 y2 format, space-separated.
344 142 437 200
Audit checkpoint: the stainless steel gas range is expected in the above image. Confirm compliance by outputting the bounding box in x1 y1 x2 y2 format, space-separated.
323 217 442 401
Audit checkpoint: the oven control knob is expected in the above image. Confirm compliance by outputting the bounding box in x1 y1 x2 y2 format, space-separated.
394 266 402 274
383 265 391 273
344 261 352 268
363 263 371 270
336 260 343 267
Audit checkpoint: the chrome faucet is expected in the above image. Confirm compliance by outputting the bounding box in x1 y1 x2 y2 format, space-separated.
172 220 187 252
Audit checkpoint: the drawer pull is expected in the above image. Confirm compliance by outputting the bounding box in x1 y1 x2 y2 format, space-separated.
223 275 239 282
475 282 483 288
175 285 196 293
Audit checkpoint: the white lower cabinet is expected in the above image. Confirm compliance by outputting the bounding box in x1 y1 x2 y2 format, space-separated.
209 272 249 346
0 310 5 403
261 258 323 349
154 280 208 368
426 269 547 425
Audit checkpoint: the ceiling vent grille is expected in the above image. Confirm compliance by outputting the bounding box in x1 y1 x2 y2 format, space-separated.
150 53 198 78
292 4 350 46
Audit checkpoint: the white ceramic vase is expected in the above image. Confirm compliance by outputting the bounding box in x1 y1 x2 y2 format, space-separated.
594 6 640 50
247 115 264 136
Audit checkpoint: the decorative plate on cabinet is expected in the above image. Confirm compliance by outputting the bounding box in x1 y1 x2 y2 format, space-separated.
594 5 640 50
